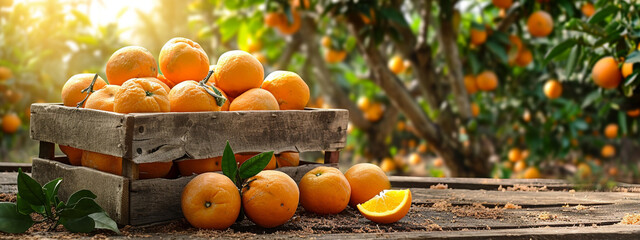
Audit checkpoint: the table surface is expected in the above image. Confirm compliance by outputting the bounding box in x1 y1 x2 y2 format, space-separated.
2 171 640 239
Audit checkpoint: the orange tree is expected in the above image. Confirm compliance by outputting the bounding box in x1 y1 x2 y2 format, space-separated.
200 0 640 179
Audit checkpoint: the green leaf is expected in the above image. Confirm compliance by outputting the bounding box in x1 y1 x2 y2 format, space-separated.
42 178 62 205
543 39 577 63
588 5 619 24
88 212 120 234
625 51 640 64
66 190 97 207
572 120 588 130
581 91 601 109
221 141 238 184
0 202 33 233
61 216 95 233
16 195 33 215
238 151 274 179
379 8 409 27
486 40 508 64
58 198 103 218
565 44 582 78
619 111 628 136
17 168 47 207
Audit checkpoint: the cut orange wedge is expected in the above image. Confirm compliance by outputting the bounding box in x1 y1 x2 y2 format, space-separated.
356 189 412 224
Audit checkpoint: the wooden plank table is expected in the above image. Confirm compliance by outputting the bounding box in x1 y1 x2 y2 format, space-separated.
2 171 640 239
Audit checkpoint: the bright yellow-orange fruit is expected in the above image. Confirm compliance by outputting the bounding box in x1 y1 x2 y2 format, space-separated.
242 170 299 228
464 75 477 94
627 109 640 118
243 38 262 53
276 152 300 167
523 110 531 122
515 48 533 67
380 158 395 172
1 113 20 134
169 80 222 112
508 148 521 162
84 85 120 112
523 167 541 179
0 66 13 81
214 50 264 98
138 162 173 179
577 162 592 179
357 189 411 224
581 3 595 17
181 172 241 229
476 70 498 91
513 159 526 172
345 163 391 206
604 123 618 139
61 74 107 107
601 144 615 158
492 0 513 9
325 49 347 63
277 10 301 35
156 74 176 89
159 38 210 85
114 78 170 113
177 157 222 176
229 88 279 111
321 36 331 48
527 11 553 37
543 79 562 99
471 103 480 117
408 153 422 166
592 57 622 89
59 145 83 166
264 12 283 27
622 62 634 78
261 71 310 110
106 46 158 86
81 151 123 176
357 96 371 111
470 28 487 46
299 166 351 214
433 157 443 167
364 102 384 122
388 55 406 74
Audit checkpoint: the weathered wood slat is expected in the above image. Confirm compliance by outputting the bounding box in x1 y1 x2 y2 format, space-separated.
0 162 32 172
129 109 348 163
30 104 129 157
31 158 130 225
390 176 576 190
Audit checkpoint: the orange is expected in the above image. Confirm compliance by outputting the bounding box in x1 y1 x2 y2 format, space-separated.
235 152 276 170
357 189 411 224
492 0 513 9
408 153 421 165
627 109 640 117
142 77 171 93
321 36 331 48
360 8 375 25
527 11 554 37
388 55 406 74
515 48 533 67
81 151 123 176
61 74 107 107
243 38 262 53
345 163 391 206
1 113 20 134
299 166 351 214
181 172 241 229
471 103 480 117
380 157 395 172
229 88 280 111
106 46 158 86
592 57 622 89
277 10 301 35
357 96 371 111
523 167 541 179
433 157 443 167
513 159 526 172
114 78 170 113
139 162 173 179
470 28 487 46
508 148 521 162
601 144 615 158
476 70 498 91
264 12 283 27
364 102 384 122
581 3 595 17
0 66 12 81
291 0 310 9
543 79 562 99
521 150 530 160
252 52 267 65
622 62 634 78
214 50 264 98
159 37 210 85
276 152 300 167
523 110 531 122
464 75 477 94
577 162 592 179
261 71 310 110
608 166 619 176
177 157 222 176
169 80 222 112
241 170 299 228
604 123 618 139
59 145 82 166
84 85 120 111
157 74 176 89
325 49 347 63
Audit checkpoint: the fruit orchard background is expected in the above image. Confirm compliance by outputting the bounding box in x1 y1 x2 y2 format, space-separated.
1 0 640 185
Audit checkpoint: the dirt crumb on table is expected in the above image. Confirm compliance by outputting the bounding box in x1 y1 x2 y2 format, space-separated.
538 212 557 221
0 192 16 202
430 183 448 189
503 202 522 209
431 201 503 219
498 184 549 192
621 213 640 225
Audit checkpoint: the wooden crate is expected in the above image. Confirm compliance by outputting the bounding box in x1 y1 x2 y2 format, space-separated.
29 103 348 225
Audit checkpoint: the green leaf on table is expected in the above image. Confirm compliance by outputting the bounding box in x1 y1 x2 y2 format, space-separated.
0 202 33 233
89 212 120 234
16 195 34 215
17 168 46 207
60 215 95 233
222 141 238 184
58 198 104 218
66 189 97 207
238 151 274 179
43 177 62 205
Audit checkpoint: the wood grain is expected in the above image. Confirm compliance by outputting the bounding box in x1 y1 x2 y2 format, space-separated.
31 158 130 225
390 176 577 190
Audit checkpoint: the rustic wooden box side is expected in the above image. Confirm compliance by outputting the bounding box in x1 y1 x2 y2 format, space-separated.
31 158 130 225
30 104 130 157
130 109 348 163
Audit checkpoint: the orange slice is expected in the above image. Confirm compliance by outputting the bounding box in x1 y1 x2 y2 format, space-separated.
356 189 412 224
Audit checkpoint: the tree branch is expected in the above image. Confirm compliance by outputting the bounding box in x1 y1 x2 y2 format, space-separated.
274 32 303 69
